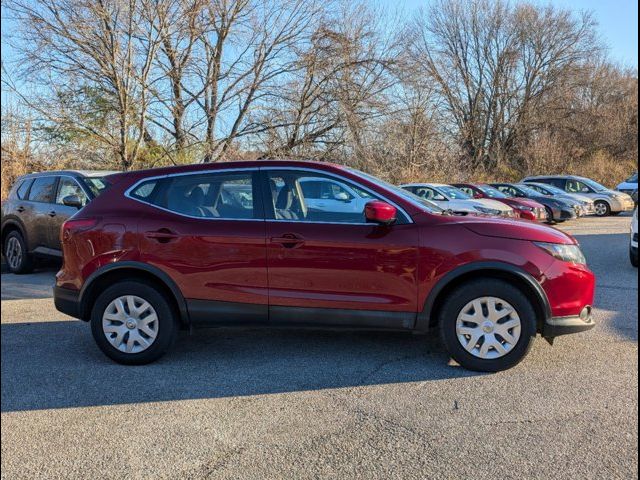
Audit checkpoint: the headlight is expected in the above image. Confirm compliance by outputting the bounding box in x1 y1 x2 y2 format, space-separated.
475 206 501 215
534 242 586 264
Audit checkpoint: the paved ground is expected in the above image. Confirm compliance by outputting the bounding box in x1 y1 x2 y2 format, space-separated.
1 216 637 479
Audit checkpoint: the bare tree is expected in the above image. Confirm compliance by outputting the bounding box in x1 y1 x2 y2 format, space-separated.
5 0 161 170
409 0 600 171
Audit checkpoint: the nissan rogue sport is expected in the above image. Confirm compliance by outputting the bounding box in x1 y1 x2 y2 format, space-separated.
54 161 596 372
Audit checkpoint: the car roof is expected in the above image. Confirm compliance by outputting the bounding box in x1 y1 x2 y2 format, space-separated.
523 174 586 181
21 169 118 179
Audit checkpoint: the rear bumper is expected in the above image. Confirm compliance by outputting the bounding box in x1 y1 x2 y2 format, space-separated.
54 286 83 320
543 307 595 338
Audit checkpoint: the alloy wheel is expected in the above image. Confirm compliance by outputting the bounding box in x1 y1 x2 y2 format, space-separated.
102 295 159 353
594 202 608 216
455 296 521 359
6 237 22 270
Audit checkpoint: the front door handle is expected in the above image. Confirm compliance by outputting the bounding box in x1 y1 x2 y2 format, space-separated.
48 211 57 217
271 233 305 248
144 229 179 243
16 206 25 213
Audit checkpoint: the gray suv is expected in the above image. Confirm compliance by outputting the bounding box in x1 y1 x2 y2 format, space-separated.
1 170 114 273
522 175 636 217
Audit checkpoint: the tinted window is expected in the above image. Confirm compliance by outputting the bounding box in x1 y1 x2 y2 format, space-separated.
56 177 88 206
161 172 256 219
15 179 33 199
457 186 474 196
547 178 566 189
28 177 57 203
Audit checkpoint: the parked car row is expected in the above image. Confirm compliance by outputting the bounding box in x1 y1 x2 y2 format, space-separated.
0 164 632 372
399 174 635 224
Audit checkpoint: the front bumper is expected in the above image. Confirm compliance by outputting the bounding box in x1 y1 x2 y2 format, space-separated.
54 286 83 320
611 197 636 213
543 306 595 338
558 208 578 220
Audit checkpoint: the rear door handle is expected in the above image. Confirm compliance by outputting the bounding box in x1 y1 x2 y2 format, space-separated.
16 206 25 213
48 211 57 217
271 234 305 248
144 229 179 243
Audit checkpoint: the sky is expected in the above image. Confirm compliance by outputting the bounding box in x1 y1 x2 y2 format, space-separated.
385 0 638 68
1 0 637 100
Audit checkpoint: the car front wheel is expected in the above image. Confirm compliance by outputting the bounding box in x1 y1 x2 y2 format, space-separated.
439 279 537 372
90 280 178 365
594 201 611 217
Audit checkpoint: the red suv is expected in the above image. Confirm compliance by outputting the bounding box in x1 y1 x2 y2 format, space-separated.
54 161 595 371
452 183 547 222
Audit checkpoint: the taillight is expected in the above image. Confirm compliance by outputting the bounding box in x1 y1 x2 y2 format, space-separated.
61 218 98 242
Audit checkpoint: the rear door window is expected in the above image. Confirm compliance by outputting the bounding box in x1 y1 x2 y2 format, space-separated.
15 179 33 199
131 171 261 220
27 177 58 203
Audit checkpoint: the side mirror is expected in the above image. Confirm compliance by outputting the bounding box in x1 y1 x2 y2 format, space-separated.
62 194 83 209
334 192 351 202
365 201 397 225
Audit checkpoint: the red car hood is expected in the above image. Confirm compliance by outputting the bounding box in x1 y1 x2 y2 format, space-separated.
429 215 575 244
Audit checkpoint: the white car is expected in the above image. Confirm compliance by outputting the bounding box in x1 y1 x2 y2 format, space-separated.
400 183 515 217
631 208 638 268
299 177 373 216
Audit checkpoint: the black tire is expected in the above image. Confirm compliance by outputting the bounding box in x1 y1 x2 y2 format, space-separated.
594 200 611 217
631 248 638 268
439 279 537 372
544 207 556 224
3 230 34 274
90 280 178 365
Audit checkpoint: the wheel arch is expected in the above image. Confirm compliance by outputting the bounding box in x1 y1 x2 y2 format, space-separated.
416 261 552 332
1 219 28 247
79 261 190 327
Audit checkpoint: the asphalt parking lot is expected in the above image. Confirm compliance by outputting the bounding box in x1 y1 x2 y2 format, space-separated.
1 216 637 479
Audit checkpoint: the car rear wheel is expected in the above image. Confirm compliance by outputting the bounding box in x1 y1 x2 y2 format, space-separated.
3 231 34 274
594 201 611 217
439 279 537 372
90 280 178 365
631 248 638 268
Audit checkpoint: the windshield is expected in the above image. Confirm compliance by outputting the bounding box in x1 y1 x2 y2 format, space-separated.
533 183 565 195
437 185 471 200
580 178 608 192
627 173 638 183
347 169 444 214
516 184 544 197
83 177 110 197
477 185 507 199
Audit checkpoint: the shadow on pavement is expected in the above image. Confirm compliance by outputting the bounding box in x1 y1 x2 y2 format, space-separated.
0 321 481 412
1 269 58 300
